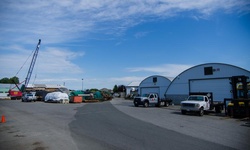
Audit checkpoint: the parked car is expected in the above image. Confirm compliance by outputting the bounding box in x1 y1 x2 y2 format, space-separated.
113 93 120 97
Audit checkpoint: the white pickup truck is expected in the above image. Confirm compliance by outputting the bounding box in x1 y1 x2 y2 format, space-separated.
180 95 210 116
21 92 37 102
134 93 172 107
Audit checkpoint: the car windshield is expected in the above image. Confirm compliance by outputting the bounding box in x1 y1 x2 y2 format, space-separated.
188 96 203 101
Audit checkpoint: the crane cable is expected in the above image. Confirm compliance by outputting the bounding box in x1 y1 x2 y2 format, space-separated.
15 49 36 77
9 49 35 90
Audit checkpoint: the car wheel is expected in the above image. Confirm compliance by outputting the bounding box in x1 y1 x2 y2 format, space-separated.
199 107 204 116
165 102 169 107
144 101 149 108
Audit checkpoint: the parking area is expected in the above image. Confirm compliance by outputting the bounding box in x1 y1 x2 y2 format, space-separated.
0 99 85 150
111 98 250 150
0 98 250 150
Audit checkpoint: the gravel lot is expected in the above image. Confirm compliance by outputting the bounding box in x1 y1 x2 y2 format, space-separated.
0 98 249 150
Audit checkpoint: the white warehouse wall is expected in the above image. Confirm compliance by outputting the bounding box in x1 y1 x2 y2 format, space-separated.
165 63 250 104
139 75 171 99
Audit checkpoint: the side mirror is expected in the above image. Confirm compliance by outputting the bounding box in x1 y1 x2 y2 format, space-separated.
205 99 208 102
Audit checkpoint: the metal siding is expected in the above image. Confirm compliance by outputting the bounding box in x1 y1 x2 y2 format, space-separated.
190 78 232 101
166 63 250 95
140 87 160 96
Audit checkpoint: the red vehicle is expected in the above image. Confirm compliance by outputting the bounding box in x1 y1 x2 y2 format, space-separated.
8 90 22 100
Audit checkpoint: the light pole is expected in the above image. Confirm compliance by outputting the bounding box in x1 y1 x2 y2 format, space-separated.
82 78 84 91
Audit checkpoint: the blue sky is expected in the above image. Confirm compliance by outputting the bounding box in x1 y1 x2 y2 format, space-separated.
0 0 250 90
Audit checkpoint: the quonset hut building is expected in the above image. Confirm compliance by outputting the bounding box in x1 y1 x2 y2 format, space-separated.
138 75 171 99
165 63 250 104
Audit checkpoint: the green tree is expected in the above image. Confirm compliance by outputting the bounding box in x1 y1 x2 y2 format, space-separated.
10 76 20 84
0 77 10 83
113 85 118 93
118 85 126 92
0 76 20 84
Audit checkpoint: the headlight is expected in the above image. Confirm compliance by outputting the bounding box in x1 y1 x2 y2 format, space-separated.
195 104 200 107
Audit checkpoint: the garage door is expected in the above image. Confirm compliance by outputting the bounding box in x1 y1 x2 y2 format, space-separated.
140 87 160 96
189 78 232 102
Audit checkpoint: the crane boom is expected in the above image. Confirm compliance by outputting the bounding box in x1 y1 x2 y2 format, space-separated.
24 39 41 90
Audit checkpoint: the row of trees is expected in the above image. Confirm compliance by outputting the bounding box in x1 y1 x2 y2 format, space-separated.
113 85 126 93
0 76 20 84
1 77 126 93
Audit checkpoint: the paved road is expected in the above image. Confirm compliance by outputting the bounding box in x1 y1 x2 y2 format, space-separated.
69 101 234 150
0 98 249 150
111 99 250 150
0 100 84 150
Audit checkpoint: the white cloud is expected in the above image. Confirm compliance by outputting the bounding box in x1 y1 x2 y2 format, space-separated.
134 31 150 39
126 64 192 77
36 47 84 75
1 0 248 44
110 76 146 83
80 76 145 90
0 45 84 83
1 0 249 90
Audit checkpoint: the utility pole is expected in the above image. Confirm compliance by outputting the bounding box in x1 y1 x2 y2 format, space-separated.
82 78 84 91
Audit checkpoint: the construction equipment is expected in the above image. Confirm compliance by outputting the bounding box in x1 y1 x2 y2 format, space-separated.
69 90 112 103
224 76 250 118
8 39 41 100
23 39 41 92
8 80 24 100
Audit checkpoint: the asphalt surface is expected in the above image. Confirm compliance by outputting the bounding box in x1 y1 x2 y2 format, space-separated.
69 101 234 150
0 100 84 150
0 98 249 150
111 99 250 150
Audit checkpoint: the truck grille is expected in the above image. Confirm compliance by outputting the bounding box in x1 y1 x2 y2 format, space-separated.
182 103 195 107
134 98 141 102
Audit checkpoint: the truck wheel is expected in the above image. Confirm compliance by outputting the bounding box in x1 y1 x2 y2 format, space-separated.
165 102 169 107
215 106 222 113
156 102 161 107
227 107 233 117
181 110 186 115
199 108 204 116
134 103 138 107
144 101 149 108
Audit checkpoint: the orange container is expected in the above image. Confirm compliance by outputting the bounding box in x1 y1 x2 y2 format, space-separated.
71 96 82 103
